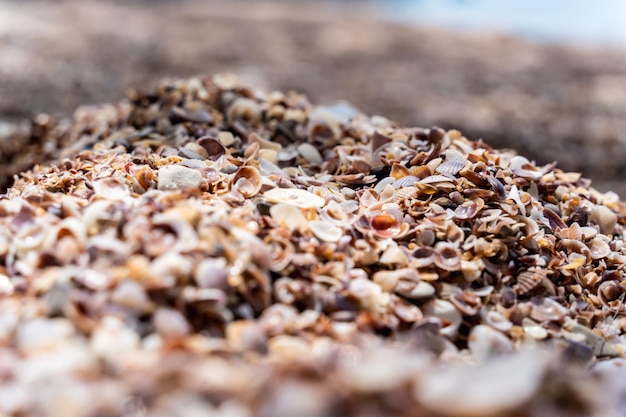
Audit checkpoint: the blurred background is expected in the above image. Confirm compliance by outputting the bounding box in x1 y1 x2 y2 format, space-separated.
1 0 626 195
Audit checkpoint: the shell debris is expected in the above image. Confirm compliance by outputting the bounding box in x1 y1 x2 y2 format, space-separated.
1 75 626 416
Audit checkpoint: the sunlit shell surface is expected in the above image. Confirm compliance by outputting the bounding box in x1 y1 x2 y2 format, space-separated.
1 74 626 417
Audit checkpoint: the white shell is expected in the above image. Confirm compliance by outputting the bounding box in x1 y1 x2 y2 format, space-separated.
310 221 342 243
263 188 325 209
158 165 202 191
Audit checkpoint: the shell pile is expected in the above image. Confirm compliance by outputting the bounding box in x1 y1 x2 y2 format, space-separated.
2 74 626 417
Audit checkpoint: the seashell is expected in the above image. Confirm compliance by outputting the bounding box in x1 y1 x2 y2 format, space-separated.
227 98 262 126
111 280 153 312
369 212 401 239
449 291 481 316
508 155 530 170
371 131 392 151
0 274 14 296
480 176 503 200
373 268 419 292
130 165 156 193
590 205 617 235
390 295 423 322
587 237 611 260
579 226 597 240
158 165 202 191
598 280 625 311
250 132 281 153
310 221 342 243
335 173 377 186
297 143 323 165
477 208 502 224
420 175 455 185
269 203 309 232
413 246 436 268
543 207 567 231
196 136 226 160
16 318 75 354
522 318 548 340
435 159 466 176
14 222 48 252
92 178 130 200
152 308 191 340
225 320 267 352
433 242 461 271
422 299 462 339
529 297 568 322
453 199 482 220
263 187 325 209
484 310 513 333
416 350 549 416
230 166 263 198
171 105 213 124
395 278 436 300
461 258 485 282
194 258 229 290
386 163 407 180
379 245 408 264
565 321 621 357
179 142 209 160
468 325 514 362
319 200 355 227
507 185 526 216
514 269 547 296
409 165 432 179
392 176 420 189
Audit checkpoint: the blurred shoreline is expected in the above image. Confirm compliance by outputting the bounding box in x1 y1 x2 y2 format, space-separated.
1 0 626 195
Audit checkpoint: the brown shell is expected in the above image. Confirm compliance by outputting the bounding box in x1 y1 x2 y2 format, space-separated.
514 269 548 296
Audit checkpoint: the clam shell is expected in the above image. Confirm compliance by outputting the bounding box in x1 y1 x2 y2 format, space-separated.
514 269 547 296
413 247 436 268
392 176 420 189
433 242 461 271
454 200 481 220
263 188 325 209
231 166 263 198
435 159 466 176
587 237 611 260
529 297 568 322
369 212 401 239
310 221 342 243
420 175 455 185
